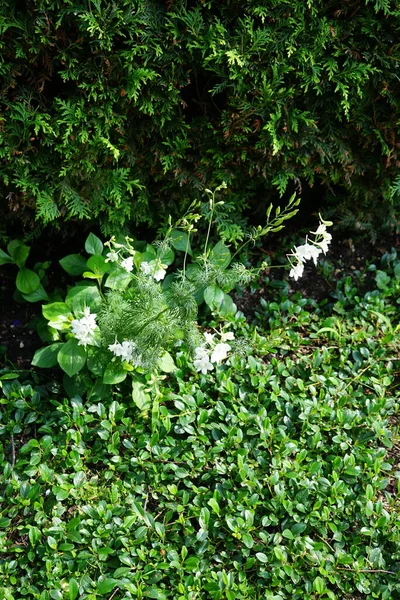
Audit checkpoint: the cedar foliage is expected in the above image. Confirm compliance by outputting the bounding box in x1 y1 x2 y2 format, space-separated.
0 0 399 233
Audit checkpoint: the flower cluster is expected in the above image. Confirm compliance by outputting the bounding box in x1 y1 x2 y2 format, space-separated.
71 307 98 346
193 330 234 374
108 339 137 363
288 218 332 281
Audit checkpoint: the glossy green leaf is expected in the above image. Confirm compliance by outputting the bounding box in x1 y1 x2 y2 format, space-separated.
32 343 64 368
59 254 87 276
170 229 192 255
57 339 87 377
16 268 40 294
85 233 103 256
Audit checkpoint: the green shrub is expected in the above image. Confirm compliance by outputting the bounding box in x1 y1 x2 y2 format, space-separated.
0 0 399 233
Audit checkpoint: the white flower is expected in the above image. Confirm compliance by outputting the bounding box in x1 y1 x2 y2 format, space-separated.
289 261 305 281
71 308 98 346
140 261 152 274
220 331 234 342
204 332 215 345
120 256 134 272
312 221 332 254
105 250 119 263
210 342 231 364
312 223 327 236
193 346 214 374
108 340 136 362
294 243 322 266
153 265 167 281
140 259 167 281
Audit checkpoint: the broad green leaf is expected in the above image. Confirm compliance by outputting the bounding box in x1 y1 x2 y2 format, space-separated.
85 233 103 256
0 248 13 265
219 292 236 317
313 577 326 594
376 270 391 290
170 229 193 255
132 380 151 412
282 529 294 540
96 579 118 595
158 351 177 373
73 471 87 488
32 343 64 368
209 240 231 269
43 302 71 320
207 498 220 515
28 526 41 545
43 302 72 330
103 361 127 384
158 246 175 265
87 347 109 377
204 285 224 309
22 284 49 303
255 552 268 563
242 533 254 549
47 536 57 550
105 269 133 290
16 268 40 294
60 254 87 276
13 244 30 268
66 285 102 314
7 240 29 266
143 589 167 600
58 339 87 377
86 254 110 275
69 579 79 600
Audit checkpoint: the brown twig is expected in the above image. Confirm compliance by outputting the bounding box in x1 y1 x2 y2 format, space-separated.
108 587 120 600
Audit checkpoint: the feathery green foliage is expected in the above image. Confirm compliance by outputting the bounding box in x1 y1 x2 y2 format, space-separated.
0 1 399 232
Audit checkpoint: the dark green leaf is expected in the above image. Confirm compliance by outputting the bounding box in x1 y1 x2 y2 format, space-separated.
58 339 87 377
16 268 40 294
60 254 87 276
85 233 103 256
32 343 64 368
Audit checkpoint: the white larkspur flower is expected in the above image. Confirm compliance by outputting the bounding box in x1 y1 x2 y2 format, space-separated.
204 332 215 345
108 340 136 362
289 261 305 281
312 223 327 236
316 234 332 254
153 266 167 281
220 331 234 342
210 342 231 364
71 307 98 346
105 250 119 263
193 346 214 374
140 261 152 275
294 243 322 266
311 221 332 254
140 259 167 281
120 256 134 272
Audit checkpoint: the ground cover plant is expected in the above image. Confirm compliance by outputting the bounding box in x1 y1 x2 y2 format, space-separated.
0 244 399 599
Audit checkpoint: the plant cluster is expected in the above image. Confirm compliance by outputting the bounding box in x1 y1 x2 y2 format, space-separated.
0 252 399 599
0 1 399 234
21 192 307 403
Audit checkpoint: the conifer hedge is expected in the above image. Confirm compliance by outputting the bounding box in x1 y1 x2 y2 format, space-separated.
1 1 399 232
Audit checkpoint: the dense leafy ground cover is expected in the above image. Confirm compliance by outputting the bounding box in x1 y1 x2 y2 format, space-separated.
0 248 399 600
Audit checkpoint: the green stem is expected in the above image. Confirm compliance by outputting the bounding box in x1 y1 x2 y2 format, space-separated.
203 192 215 258
183 230 191 278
